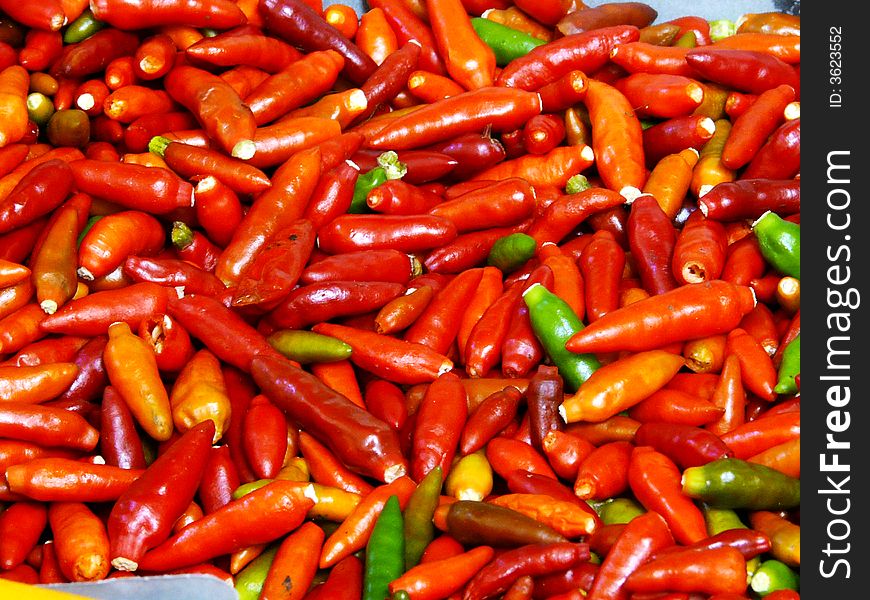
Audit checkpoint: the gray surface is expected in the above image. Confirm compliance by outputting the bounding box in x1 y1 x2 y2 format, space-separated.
40 575 238 600
327 0 799 21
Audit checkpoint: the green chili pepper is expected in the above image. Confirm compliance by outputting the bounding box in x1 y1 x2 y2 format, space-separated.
402 466 442 571
469 17 547 67
708 19 737 42
774 333 800 395
597 497 645 525
750 559 800 596
232 478 273 500
674 31 698 47
234 545 279 600
565 174 592 195
26 93 55 127
487 232 537 273
752 211 800 279
267 329 353 364
349 167 388 214
682 458 800 510
363 495 405 600
523 283 600 392
391 591 412 600
63 9 105 44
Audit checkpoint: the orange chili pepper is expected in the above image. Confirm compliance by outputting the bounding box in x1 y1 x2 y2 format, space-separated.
471 144 595 188
489 493 600 538
0 65 29 148
560 350 685 423
310 359 366 409
103 321 173 442
375 285 436 335
642 147 698 220
427 0 496 90
389 545 495 600
260 521 324 600
573 440 633 501
356 7 399 66
682 333 728 374
319 476 417 568
48 502 110 582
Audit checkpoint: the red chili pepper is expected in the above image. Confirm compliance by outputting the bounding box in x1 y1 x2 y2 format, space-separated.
725 328 778 401
609 41 695 76
465 542 590 600
719 411 800 459
635 422 732 469
527 187 625 246
53 335 107 407
303 160 360 231
368 0 446 75
742 117 800 180
624 546 747 596
579 230 625 323
684 48 799 95
0 501 47 570
137 480 315 572
486 436 558 482
566 280 755 354
230 219 316 308
356 40 421 124
215 146 321 286
497 25 639 89
197 446 239 515
628 388 724 427
627 195 679 295
318 213 459 255
52 29 140 79
311 322 453 385
99 385 147 470
411 371 467 481
91 0 246 29
698 179 800 222
365 87 542 150
0 159 73 235
366 178 443 214
423 222 531 274
460 385 523 455
184 28 301 74
643 116 715 168
165 293 286 373
721 84 795 169
163 65 257 159
260 0 377 85
123 256 225 298
0 402 99 451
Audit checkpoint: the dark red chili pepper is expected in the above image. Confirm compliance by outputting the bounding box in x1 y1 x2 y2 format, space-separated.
426 132 507 181
721 84 796 169
54 334 107 406
260 0 377 85
698 179 800 221
556 2 658 36
197 445 240 515
460 385 523 455
627 194 679 295
366 179 444 215
742 117 800 180
51 28 140 79
251 354 407 483
684 47 799 95
368 0 446 75
642 115 716 166
318 214 458 255
100 385 147 471
122 256 225 297
524 364 564 452
579 230 625 322
672 214 728 285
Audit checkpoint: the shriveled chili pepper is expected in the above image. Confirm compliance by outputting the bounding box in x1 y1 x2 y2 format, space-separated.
565 279 755 354
215 146 320 286
48 501 110 582
137 481 315 572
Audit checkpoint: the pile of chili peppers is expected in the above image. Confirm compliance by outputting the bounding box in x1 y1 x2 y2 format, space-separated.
0 0 801 598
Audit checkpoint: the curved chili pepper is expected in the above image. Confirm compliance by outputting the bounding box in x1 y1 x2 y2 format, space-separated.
724 327 778 401
122 256 224 298
748 511 799 568
365 87 541 150
260 0 376 85
391 545 493 600
721 84 795 170
250 354 407 483
629 387 724 427
0 501 47 572
753 210 800 279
